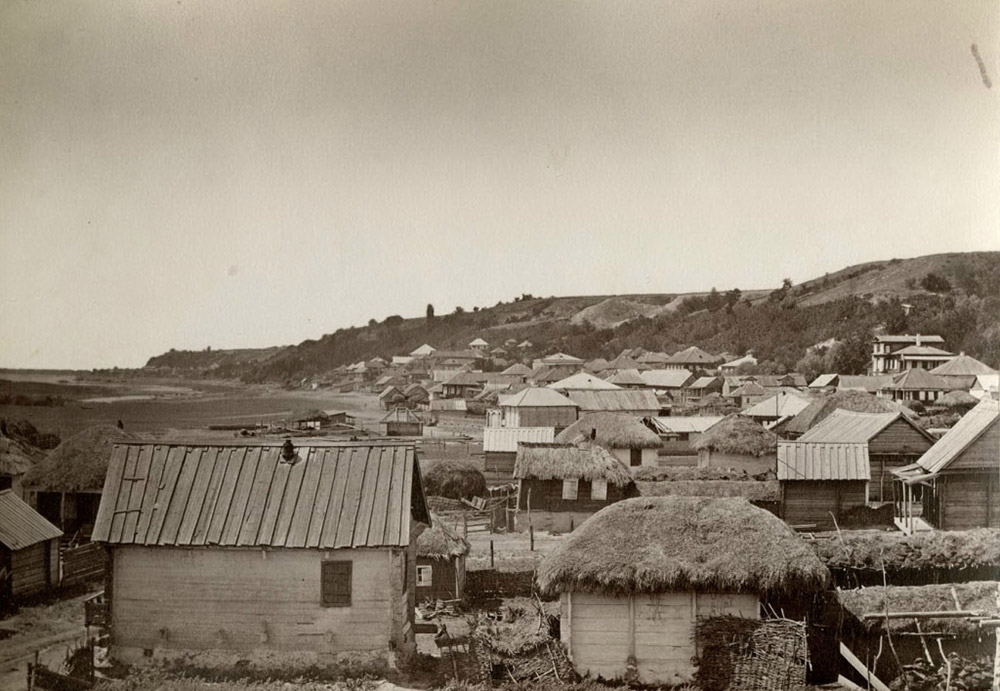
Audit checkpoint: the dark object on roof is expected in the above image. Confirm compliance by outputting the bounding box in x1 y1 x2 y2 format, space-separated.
91 442 428 548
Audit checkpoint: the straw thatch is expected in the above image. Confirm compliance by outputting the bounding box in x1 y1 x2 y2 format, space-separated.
555 412 661 449
782 391 910 436
809 528 1000 572
838 581 999 635
514 443 635 486
937 389 979 408
421 459 486 500
693 415 777 457
537 496 829 596
23 425 137 492
637 479 780 502
633 466 764 482
415 513 469 559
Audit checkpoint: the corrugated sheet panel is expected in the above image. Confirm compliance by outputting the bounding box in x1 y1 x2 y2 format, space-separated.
91 443 421 548
0 489 62 550
797 410 900 444
917 399 999 475
777 442 870 481
566 389 660 412
483 427 555 453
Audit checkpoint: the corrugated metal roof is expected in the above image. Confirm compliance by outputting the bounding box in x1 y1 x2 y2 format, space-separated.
0 489 62 550
566 389 660 412
648 416 724 434
640 369 694 388
916 399 999 475
777 442 870 481
888 369 949 391
874 335 945 344
742 392 813 418
499 387 577 408
930 354 997 376
797 410 903 444
91 443 426 549
483 427 555 453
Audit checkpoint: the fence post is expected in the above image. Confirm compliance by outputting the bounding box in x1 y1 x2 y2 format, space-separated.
530 524 534 552
490 540 494 570
463 514 468 538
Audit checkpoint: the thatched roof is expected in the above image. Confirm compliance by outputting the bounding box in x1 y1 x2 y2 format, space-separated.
782 391 910 437
23 425 137 492
838 582 999 635
937 389 979 408
555 412 661 449
514 443 634 486
537 496 829 596
637 480 780 502
0 434 42 477
809 528 1000 572
693 415 777 457
415 513 470 559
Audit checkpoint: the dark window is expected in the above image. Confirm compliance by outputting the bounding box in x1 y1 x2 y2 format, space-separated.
630 448 642 467
321 561 352 607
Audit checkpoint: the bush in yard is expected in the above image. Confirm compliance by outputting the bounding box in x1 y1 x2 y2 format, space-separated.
422 459 486 500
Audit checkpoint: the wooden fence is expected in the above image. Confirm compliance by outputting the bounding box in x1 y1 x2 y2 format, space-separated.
61 544 107 588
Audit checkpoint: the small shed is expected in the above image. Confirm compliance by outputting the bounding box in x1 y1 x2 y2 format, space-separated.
381 407 424 437
23 425 136 537
777 441 870 530
0 489 62 606
414 514 469 603
91 441 430 665
692 415 777 475
537 496 828 685
513 443 638 532
893 398 999 532
481 426 555 484
555 412 662 468
403 383 429 408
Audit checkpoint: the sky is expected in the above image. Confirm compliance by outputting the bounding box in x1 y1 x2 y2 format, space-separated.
1 0 997 369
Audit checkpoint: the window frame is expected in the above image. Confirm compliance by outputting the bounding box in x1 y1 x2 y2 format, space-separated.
320 560 352 608
416 565 433 587
561 478 579 500
630 448 642 467
590 478 608 501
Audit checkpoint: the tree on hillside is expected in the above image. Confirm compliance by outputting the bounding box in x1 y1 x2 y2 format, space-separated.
830 331 871 374
426 303 435 324
384 315 404 328
706 287 723 312
920 272 951 293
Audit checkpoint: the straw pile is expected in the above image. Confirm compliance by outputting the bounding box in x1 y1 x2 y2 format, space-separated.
422 459 486 500
696 616 808 691
809 529 1000 572
693 416 777 457
22 425 137 492
555 412 661 449
514 443 634 486
415 513 469 559
837 581 999 635
633 466 765 482
470 598 573 683
537 496 829 597
937 389 979 409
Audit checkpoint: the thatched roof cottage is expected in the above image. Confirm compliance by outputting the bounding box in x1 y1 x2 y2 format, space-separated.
555 412 661 468
692 415 777 475
414 513 470 602
23 425 136 537
537 496 828 685
513 443 638 533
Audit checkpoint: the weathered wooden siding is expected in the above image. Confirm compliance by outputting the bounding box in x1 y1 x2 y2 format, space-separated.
9 540 55 597
946 422 999 471
868 419 933 456
483 452 516 484
415 556 462 601
698 451 776 475
110 546 408 657
869 455 922 503
561 591 758 685
516 479 633 513
939 472 999 530
513 407 578 431
781 481 868 530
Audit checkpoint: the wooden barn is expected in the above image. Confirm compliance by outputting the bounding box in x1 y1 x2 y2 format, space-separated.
498 387 579 432
0 489 62 608
555 412 661 468
381 408 424 437
537 496 828 685
379 386 407 410
23 425 135 538
692 415 777 475
795 410 934 502
481 426 555 484
513 443 638 532
893 398 999 532
414 514 469 603
776 441 870 530
91 441 430 665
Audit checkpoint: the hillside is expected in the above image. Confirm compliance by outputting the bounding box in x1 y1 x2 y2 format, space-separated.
143 251 1000 382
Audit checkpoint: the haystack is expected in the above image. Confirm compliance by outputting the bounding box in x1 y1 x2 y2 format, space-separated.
537 496 829 597
23 425 136 492
514 443 633 486
937 389 979 409
415 513 469 560
693 415 777 457
554 412 661 449
782 391 910 437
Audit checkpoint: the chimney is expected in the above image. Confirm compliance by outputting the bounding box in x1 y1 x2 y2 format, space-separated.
915 334 922 347
280 439 297 463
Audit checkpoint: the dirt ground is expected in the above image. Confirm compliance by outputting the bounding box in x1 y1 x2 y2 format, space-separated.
465 527 567 572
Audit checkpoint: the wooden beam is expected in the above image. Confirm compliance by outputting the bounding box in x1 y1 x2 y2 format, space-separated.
862 610 984 620
840 642 890 691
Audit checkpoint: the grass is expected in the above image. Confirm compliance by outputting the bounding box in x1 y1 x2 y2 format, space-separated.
0 588 97 652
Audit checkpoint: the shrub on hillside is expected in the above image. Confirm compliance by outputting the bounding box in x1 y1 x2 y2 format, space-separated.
422 459 486 500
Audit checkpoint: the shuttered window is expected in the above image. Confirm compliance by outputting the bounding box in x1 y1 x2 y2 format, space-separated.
630 448 642 467
321 561 352 607
417 565 433 587
562 478 579 500
591 479 608 501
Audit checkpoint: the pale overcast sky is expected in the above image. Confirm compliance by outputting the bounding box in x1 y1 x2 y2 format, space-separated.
1 1 997 369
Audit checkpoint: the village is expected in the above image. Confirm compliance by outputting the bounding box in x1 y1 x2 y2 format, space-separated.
1 331 997 691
